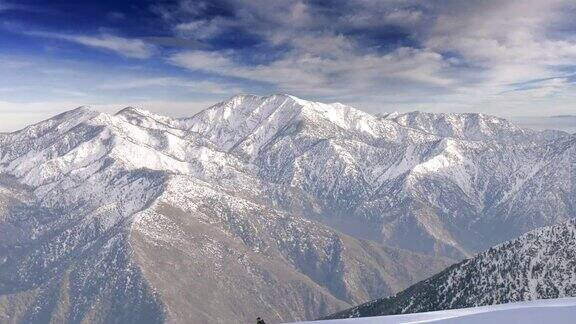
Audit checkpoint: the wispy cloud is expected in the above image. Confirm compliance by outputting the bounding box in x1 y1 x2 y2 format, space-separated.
0 0 18 12
168 46 453 97
422 1 576 86
98 76 240 94
29 31 156 59
156 0 576 113
3 0 576 122
502 78 571 98
0 55 33 69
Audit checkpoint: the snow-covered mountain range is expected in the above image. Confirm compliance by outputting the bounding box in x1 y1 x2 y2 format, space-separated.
0 94 574 323
325 219 576 320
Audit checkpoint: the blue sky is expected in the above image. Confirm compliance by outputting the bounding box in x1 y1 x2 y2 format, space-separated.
1 0 576 131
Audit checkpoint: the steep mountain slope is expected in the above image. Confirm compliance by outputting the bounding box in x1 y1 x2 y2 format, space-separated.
129 176 449 323
0 102 451 323
325 220 576 319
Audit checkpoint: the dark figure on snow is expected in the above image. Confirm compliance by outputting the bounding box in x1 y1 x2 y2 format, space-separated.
256 317 266 324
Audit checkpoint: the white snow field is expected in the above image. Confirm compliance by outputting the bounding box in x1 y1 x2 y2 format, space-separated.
300 297 576 323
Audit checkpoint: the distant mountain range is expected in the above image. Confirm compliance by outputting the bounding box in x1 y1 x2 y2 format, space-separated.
511 115 576 134
325 219 576 319
0 94 574 323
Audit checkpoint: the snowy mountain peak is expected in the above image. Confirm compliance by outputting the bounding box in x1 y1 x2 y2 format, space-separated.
115 106 179 129
0 106 100 154
115 106 149 116
179 94 394 154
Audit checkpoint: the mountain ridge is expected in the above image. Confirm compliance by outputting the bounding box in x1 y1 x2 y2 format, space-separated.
0 94 574 322
324 219 576 320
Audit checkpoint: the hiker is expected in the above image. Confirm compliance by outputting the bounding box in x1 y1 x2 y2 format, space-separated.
256 317 266 324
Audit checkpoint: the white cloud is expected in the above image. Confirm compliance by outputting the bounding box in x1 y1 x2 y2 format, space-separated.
174 17 236 40
98 76 241 94
168 45 453 97
158 0 576 115
29 32 156 59
422 0 576 86
6 0 576 122
502 78 571 99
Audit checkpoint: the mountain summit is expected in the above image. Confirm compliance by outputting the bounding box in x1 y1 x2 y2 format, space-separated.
0 94 574 323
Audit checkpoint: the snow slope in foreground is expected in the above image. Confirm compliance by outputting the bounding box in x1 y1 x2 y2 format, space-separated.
300 298 576 323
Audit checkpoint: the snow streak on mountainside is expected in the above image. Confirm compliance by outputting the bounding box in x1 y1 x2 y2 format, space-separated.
325 220 576 320
0 94 574 323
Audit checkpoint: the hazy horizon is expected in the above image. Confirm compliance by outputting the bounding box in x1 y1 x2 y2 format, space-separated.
1 94 575 133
